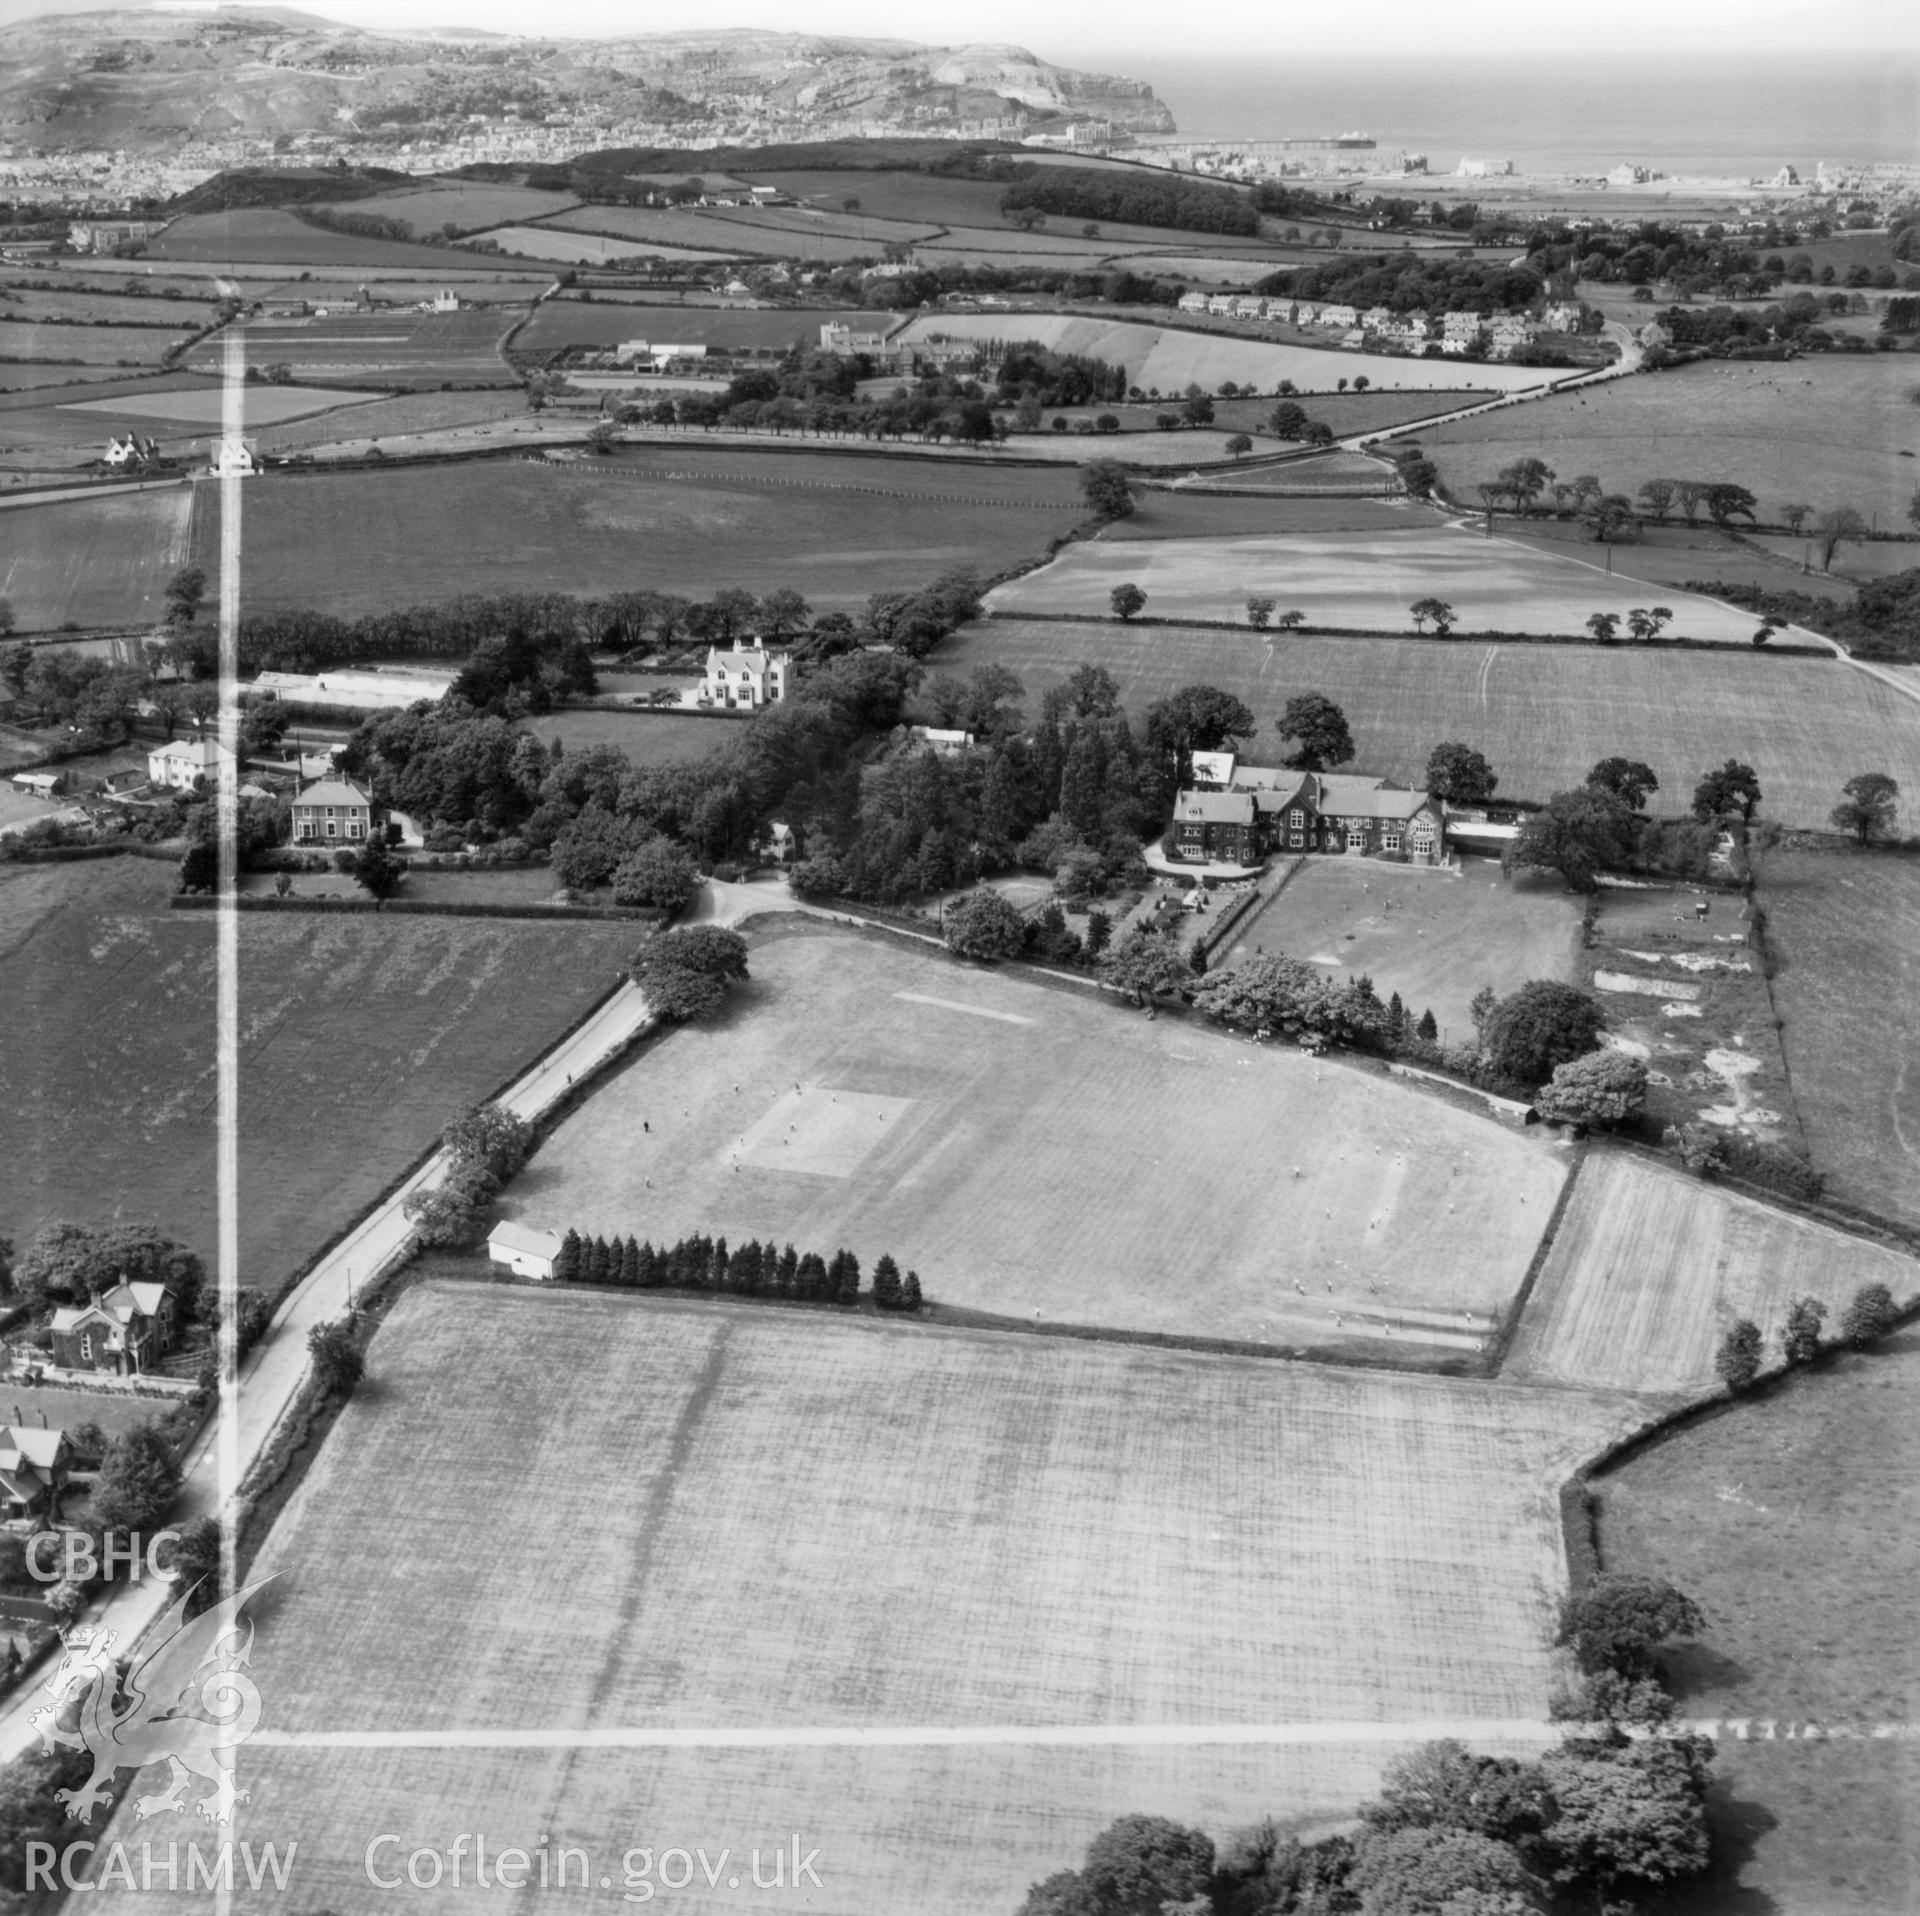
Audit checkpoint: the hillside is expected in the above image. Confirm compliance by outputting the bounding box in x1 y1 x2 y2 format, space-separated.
0 11 1174 156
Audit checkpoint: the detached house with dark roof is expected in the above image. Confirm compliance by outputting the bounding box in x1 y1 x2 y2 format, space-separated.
49 1281 177 1376
291 777 380 847
1167 758 1446 867
0 1426 71 1524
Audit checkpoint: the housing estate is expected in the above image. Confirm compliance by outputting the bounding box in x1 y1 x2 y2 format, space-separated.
1170 757 1445 866
49 1282 177 1376
700 639 790 710
0 1426 71 1524
291 776 380 845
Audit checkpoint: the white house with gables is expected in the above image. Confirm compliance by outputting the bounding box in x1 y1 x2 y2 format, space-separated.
700 640 790 711
147 737 235 792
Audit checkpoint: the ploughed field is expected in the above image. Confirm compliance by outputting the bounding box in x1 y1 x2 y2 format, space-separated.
0 484 195 629
180 309 518 388
988 526 1765 641
205 450 1086 615
0 858 637 1296
936 619 1920 828
78 1280 1645 1915
512 926 1564 1361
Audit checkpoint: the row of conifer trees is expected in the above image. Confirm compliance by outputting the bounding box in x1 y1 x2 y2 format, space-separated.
551 1230 924 1310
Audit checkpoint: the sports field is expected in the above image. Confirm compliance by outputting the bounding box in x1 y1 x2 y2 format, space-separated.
209 453 1085 615
517 927 1563 1358
1415 355 1920 527
937 621 1920 828
83 1281 1644 1915
1219 857 1582 1040
1595 1332 1920 1915
0 857 638 1294
0 484 194 629
1760 848 1920 1226
988 527 1762 641
1504 1151 1920 1396
181 309 517 388
891 313 1555 396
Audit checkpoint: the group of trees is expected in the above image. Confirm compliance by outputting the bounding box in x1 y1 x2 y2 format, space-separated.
1259 251 1554 319
550 1230 923 1310
8 1219 207 1321
996 166 1261 238
402 1102 535 1250
1697 567 1920 665
1190 953 1440 1052
1022 1710 1718 1915
629 926 751 1021
1712 1282 1903 1393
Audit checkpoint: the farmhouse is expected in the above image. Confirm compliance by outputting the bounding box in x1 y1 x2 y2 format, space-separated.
49 1281 176 1376
700 638 790 710
291 776 380 845
101 433 160 469
147 737 235 792
1170 761 1446 865
0 1425 70 1523
487 1221 562 1281
208 438 258 478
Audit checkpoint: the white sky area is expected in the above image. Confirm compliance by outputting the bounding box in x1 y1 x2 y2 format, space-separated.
46 0 1918 55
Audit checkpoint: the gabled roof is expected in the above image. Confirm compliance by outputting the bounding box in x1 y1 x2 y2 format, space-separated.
1 1427 66 1472
152 737 234 765
1173 789 1257 825
1311 774 1434 821
488 1221 563 1260
293 778 373 809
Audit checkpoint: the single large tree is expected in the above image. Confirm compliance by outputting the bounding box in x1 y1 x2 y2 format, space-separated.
1692 758 1762 823
91 1421 183 1540
1079 1815 1215 1916
1540 1736 1714 1910
1814 504 1867 571
1506 787 1639 892
943 888 1027 961
1831 771 1899 844
1482 979 1605 1088
1408 597 1456 636
1587 757 1659 811
1109 583 1147 621
1080 459 1135 522
1362 1739 1552 1848
629 925 750 1019
1144 685 1259 769
1424 742 1498 805
1555 1574 1705 1679
1534 1048 1648 1128
1101 924 1188 1007
1274 692 1354 771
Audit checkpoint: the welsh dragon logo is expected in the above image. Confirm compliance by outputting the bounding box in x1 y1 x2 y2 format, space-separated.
30 1578 274 1828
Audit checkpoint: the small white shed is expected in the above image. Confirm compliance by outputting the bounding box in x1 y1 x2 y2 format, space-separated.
486 1221 563 1282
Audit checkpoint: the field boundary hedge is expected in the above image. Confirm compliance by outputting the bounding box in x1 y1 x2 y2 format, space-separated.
984 608 1833 656
167 893 668 924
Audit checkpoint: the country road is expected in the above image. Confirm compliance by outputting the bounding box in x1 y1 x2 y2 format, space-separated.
0 975 657 1764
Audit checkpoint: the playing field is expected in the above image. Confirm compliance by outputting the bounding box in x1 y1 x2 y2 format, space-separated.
987 526 1762 642
1219 857 1582 1040
0 857 639 1295
1415 355 1920 527
209 452 1085 615
1595 1332 1920 1915
181 309 518 388
1504 1150 1920 1396
0 484 194 629
1759 847 1920 1227
936 620 1920 828
516 926 1563 1359
79 1282 1645 1915
891 313 1554 397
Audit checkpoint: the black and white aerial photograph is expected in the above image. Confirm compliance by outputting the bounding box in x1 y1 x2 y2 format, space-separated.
0 0 1914 1906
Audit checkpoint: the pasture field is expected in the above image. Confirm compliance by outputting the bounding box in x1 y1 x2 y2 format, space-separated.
0 484 193 628
523 708 733 763
358 181 583 233
147 208 481 270
0 857 638 1293
1595 1330 1920 1916
517 927 1564 1358
249 386 530 454
1496 515 1861 605
1058 389 1495 438
1415 355 1920 527
1219 856 1582 1040
0 371 221 452
1758 848 1920 1227
0 286 205 329
58 384 384 427
517 300 901 353
1503 1150 1920 1395
89 1281 1648 1915
1176 450 1405 494
988 526 1763 642
474 224 742 264
0 321 183 367
539 202 942 256
703 203 946 245
1747 530 1920 583
892 312 1554 396
206 452 1085 615
939 620 1920 828
181 309 517 388
0 363 103 391
745 166 1027 225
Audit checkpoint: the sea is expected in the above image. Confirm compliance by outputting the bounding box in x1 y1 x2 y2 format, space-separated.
1056 51 1920 179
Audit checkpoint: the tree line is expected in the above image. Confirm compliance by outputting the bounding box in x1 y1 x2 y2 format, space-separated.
1257 252 1552 317
995 166 1261 238
548 1229 924 1310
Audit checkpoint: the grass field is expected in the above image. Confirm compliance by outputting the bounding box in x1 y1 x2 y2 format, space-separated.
147 208 484 271
989 527 1762 641
516 301 901 353
475 224 743 265
205 452 1085 615
0 484 194 628
892 313 1554 396
1504 1150 1920 1396
181 309 518 388
86 1281 1647 1915
1758 847 1920 1227
523 708 734 762
938 620 1920 827
1219 857 1582 1040
248 386 531 454
0 322 184 367
515 926 1563 1359
1 287 205 330
359 181 584 233
0 857 639 1293
58 384 384 427
1496 516 1863 606
1416 355 1920 527
1594 1331 1920 1915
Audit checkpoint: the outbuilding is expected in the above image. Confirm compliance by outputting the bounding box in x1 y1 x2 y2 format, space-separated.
487 1221 563 1282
